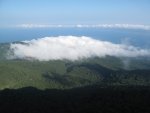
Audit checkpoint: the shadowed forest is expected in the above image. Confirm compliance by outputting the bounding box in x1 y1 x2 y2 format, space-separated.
0 86 150 113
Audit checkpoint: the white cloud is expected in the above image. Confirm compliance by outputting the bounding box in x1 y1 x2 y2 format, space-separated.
9 36 150 61
16 24 64 28
95 24 150 30
16 24 150 30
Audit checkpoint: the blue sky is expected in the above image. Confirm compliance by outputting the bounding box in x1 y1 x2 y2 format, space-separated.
0 0 150 27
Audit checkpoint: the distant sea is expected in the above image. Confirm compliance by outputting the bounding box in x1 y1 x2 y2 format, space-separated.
0 28 150 48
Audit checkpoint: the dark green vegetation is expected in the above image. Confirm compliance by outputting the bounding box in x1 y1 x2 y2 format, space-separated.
0 86 150 113
0 57 150 89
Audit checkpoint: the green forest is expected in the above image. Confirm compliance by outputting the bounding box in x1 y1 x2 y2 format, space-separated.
0 54 150 90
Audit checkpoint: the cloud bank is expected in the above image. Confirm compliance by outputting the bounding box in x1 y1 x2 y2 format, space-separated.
10 36 150 61
16 24 150 30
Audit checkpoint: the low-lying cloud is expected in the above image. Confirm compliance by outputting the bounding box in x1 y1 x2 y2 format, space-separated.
10 36 150 61
16 24 150 30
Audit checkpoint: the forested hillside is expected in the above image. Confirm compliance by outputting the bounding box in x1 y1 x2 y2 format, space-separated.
0 59 150 89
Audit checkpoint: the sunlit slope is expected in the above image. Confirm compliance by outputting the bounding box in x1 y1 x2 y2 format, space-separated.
0 60 101 89
0 59 150 90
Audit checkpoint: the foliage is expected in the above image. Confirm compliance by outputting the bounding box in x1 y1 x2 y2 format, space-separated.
0 59 150 89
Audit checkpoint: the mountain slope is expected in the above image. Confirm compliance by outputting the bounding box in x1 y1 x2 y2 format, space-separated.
0 59 150 89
